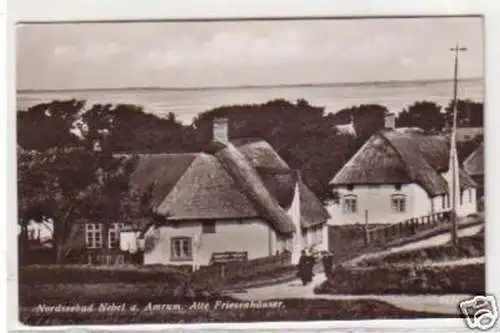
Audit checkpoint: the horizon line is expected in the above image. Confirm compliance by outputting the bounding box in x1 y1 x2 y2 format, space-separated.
18 77 484 94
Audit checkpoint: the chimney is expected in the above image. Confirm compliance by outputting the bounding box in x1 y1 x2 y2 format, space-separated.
384 112 395 130
213 117 229 143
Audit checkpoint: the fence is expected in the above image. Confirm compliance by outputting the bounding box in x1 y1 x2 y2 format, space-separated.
78 249 143 265
328 211 452 259
190 251 292 289
366 211 452 246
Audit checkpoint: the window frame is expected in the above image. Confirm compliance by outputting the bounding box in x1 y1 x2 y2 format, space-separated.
108 223 125 249
342 194 358 214
170 237 193 261
391 194 407 213
85 223 103 249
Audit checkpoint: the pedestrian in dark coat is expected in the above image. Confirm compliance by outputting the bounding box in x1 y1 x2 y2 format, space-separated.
304 250 315 284
297 250 309 285
322 251 333 279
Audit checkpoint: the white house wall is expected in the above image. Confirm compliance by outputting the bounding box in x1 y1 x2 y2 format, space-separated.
327 183 478 226
143 218 273 267
457 187 477 217
327 184 434 225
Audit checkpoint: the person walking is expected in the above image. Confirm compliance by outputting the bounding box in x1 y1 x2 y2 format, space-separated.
304 249 315 285
296 250 309 286
322 250 333 279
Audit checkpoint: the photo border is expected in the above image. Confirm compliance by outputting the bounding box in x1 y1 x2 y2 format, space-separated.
3 1 499 332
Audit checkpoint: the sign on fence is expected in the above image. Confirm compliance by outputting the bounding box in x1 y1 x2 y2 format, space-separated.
210 251 248 264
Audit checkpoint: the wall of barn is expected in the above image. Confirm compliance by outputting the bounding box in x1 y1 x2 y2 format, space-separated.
143 218 273 268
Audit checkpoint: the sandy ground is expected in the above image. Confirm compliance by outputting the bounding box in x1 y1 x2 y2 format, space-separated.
230 223 484 315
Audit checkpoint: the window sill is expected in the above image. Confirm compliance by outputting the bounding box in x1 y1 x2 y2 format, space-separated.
170 257 193 262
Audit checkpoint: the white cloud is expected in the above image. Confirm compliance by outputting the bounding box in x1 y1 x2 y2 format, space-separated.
53 45 75 57
52 42 124 62
140 29 311 69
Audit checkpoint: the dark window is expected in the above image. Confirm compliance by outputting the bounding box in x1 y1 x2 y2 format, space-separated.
171 237 192 261
108 223 125 249
202 221 216 234
395 184 402 191
391 194 406 213
343 195 357 213
346 185 354 191
85 223 103 249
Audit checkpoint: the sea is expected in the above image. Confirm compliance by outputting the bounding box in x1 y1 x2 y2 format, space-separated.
17 78 484 125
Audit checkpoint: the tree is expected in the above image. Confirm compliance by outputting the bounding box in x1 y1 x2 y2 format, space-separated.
444 99 483 127
17 100 198 154
330 104 387 147
17 99 84 151
17 146 142 263
396 101 445 132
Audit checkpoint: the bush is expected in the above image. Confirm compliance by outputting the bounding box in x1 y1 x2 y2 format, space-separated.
19 265 187 284
314 263 485 295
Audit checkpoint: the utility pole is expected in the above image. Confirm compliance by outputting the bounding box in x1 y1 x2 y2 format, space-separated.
450 44 467 247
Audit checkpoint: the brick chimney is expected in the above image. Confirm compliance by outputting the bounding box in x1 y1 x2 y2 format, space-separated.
384 112 395 130
213 117 229 143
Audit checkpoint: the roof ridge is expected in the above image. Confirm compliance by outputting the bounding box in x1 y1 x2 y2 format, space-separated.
463 141 483 166
380 130 450 196
214 143 296 235
377 131 420 181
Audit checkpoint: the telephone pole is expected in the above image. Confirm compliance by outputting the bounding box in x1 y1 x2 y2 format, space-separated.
450 44 467 247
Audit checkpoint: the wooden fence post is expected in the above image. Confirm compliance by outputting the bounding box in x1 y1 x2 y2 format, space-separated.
364 210 369 246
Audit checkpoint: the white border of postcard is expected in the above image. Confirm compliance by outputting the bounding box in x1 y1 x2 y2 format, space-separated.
3 0 500 332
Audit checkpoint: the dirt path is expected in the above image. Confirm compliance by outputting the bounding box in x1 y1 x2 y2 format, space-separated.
230 271 470 315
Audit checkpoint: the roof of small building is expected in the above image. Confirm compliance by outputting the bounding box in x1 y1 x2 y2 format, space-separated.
126 138 329 235
463 142 484 177
329 129 476 196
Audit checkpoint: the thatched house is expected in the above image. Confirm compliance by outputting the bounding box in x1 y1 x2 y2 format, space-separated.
463 141 484 200
115 118 330 267
327 114 477 225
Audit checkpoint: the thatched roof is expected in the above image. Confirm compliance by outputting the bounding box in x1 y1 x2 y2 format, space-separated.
330 129 476 196
463 142 484 177
129 153 197 210
128 138 328 235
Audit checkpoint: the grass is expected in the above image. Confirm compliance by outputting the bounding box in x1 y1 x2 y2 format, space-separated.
19 298 455 325
314 263 485 295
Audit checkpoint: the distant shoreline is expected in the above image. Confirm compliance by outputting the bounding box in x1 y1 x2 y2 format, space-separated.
18 77 484 94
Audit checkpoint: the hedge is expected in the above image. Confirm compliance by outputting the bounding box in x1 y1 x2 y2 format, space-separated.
314 263 485 295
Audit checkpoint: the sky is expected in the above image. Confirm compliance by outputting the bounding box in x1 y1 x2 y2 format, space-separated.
16 16 484 90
